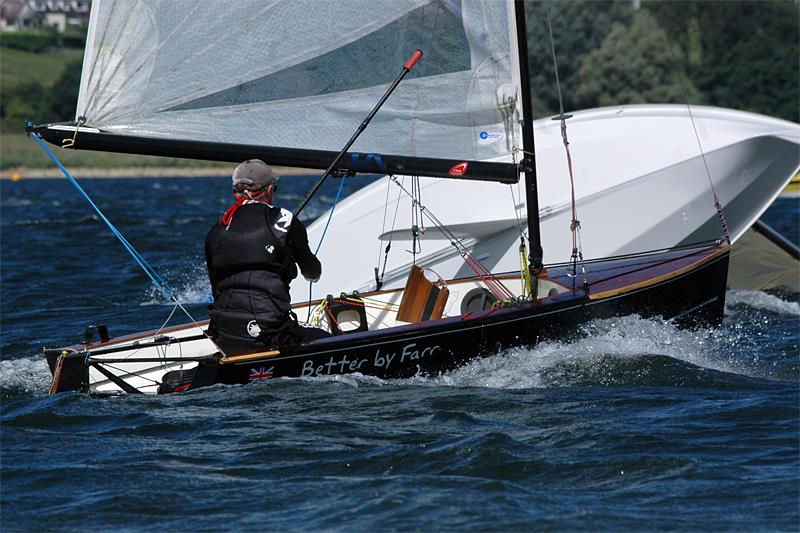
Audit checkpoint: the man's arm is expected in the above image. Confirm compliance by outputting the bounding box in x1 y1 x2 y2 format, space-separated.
288 218 321 282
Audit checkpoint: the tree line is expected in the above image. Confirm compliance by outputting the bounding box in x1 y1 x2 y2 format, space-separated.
526 0 798 122
1 64 80 131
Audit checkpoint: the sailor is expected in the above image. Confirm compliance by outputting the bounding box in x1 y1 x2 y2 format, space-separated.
205 159 330 353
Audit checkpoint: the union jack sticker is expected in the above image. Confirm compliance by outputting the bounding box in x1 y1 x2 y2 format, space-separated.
249 366 274 382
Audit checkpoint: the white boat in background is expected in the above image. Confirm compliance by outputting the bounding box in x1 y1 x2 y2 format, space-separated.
298 103 800 301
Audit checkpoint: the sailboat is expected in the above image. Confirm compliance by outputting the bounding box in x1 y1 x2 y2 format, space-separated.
30 0 731 395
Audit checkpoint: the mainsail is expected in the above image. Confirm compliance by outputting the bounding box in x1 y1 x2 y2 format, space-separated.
76 0 523 172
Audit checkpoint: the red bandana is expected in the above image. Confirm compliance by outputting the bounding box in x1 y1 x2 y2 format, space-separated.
220 194 246 226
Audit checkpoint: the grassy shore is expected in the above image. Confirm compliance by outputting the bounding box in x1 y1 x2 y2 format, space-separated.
1 47 224 175
0 48 84 88
0 131 316 178
1 131 225 170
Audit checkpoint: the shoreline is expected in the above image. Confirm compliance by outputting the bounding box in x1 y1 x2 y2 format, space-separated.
0 165 319 180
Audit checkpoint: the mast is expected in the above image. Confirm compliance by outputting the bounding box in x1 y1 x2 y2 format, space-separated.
514 0 544 287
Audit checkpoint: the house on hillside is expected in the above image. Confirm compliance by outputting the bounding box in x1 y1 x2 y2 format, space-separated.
1 0 90 32
0 0 36 30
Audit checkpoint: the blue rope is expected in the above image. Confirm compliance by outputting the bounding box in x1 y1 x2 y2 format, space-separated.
314 176 346 254
29 133 175 300
307 176 347 321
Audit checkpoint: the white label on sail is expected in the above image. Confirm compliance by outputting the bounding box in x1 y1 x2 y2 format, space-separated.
478 130 504 146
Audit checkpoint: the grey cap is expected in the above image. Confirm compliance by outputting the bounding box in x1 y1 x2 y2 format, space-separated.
232 159 280 191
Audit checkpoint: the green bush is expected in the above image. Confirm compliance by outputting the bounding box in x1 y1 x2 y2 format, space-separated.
0 58 82 130
1 81 54 128
59 26 87 48
48 58 82 120
0 29 57 53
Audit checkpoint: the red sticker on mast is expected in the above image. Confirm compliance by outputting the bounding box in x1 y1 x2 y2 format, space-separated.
448 162 468 176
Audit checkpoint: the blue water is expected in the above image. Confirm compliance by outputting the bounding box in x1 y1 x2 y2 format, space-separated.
1 176 798 531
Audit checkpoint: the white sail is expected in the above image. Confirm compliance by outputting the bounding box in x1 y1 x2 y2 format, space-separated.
77 0 522 162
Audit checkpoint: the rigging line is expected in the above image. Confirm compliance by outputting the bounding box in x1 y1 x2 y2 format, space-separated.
31 133 173 299
663 30 730 244
507 93 528 298
29 133 227 358
507 102 523 230
409 176 424 262
314 175 347 255
512 92 532 299
376 176 393 274
119 303 180 361
375 176 405 290
544 1 566 118
544 2 586 284
306 175 346 321
388 177 515 301
508 181 524 233
168 299 225 358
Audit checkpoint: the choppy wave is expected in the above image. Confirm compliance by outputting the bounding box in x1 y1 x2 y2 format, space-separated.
3 179 797 532
3 214 101 227
0 356 52 396
725 289 800 316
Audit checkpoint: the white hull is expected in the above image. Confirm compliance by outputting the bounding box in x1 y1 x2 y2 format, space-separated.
79 325 215 395
296 104 800 301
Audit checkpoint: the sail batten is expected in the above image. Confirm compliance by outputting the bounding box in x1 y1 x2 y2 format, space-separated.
76 0 523 165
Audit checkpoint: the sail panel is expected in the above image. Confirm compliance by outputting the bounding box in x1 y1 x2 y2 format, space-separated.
77 0 522 164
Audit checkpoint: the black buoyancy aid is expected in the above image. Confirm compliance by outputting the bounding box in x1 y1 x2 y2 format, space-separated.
208 202 295 283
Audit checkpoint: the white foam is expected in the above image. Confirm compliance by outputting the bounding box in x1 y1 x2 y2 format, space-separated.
1 198 33 207
725 289 800 316
410 315 747 389
0 356 53 394
297 372 388 389
410 292 797 389
142 263 211 305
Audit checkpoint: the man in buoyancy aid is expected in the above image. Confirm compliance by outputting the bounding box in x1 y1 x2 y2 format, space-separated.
205 159 331 353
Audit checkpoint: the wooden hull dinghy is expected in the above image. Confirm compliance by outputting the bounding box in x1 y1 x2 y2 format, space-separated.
44 243 729 395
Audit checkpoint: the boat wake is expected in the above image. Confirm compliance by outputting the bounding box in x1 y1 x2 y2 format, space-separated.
312 294 799 391
422 316 763 390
